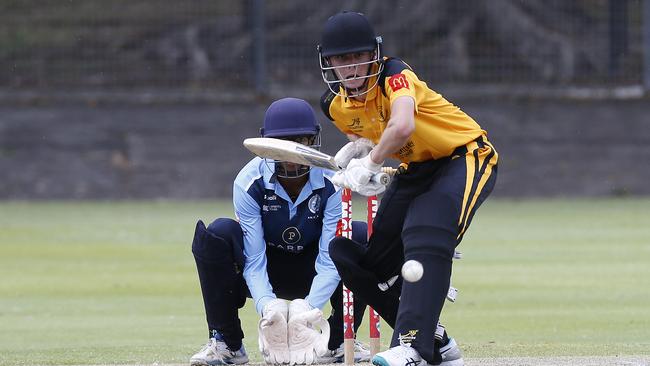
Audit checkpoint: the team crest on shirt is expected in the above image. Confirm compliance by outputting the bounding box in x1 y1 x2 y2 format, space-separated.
308 195 321 214
346 117 364 133
388 74 410 92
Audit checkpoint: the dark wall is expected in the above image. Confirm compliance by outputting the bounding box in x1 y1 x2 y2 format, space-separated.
1 98 649 200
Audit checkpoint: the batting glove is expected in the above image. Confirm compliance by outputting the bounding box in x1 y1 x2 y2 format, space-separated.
258 299 290 364
331 165 386 197
356 180 386 197
344 154 383 190
331 171 351 189
334 138 375 169
287 299 330 365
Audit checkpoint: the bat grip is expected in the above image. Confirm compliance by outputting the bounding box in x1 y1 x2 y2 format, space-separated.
370 172 391 186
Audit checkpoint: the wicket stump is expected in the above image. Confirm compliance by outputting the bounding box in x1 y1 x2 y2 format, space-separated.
340 189 382 365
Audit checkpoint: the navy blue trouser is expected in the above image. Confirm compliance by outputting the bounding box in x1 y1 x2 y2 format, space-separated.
330 138 498 364
192 218 368 351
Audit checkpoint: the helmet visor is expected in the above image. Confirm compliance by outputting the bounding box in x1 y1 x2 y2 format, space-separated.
319 45 383 98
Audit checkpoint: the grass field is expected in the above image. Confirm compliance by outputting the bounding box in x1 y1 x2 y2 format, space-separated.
1 199 649 365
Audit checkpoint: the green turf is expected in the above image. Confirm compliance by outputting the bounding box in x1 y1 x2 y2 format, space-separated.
0 199 649 365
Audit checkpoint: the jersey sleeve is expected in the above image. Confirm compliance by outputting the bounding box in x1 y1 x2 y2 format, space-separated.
305 185 342 310
233 181 276 315
320 87 337 121
384 69 419 112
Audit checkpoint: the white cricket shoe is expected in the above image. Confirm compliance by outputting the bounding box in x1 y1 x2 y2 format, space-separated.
330 339 372 363
439 338 463 366
371 345 426 366
313 350 339 364
371 338 463 366
312 339 371 364
190 338 249 365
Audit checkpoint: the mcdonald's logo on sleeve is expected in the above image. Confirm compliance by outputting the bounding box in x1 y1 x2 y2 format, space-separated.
388 73 410 92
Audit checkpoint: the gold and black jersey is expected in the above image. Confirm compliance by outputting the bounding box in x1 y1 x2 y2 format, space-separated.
321 58 489 163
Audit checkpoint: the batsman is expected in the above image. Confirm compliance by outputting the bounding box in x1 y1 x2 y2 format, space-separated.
189 97 371 366
318 12 499 366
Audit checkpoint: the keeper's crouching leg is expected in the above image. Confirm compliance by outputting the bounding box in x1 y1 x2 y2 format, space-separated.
329 235 400 327
192 218 247 350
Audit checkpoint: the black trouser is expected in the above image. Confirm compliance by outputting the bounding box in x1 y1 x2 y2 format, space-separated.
330 138 498 364
192 218 369 351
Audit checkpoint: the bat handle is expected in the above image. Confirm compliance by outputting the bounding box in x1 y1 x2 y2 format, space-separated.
371 172 391 186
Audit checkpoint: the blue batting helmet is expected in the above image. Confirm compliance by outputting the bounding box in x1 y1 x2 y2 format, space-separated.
259 98 321 179
260 98 321 138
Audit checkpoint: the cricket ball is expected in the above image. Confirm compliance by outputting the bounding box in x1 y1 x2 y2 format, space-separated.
401 260 424 282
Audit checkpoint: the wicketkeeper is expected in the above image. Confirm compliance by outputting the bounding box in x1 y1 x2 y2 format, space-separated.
189 98 371 366
317 12 500 366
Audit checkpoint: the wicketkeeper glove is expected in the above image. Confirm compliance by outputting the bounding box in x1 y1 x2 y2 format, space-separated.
287 299 330 365
258 299 290 364
334 138 375 169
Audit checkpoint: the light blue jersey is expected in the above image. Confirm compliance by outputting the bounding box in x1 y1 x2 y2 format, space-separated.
233 158 342 314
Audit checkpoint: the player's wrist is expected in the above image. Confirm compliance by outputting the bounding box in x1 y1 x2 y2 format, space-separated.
259 296 280 316
365 150 384 168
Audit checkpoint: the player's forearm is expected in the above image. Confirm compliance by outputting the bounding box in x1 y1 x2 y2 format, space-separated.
370 120 413 163
369 96 415 163
243 254 276 314
306 271 340 309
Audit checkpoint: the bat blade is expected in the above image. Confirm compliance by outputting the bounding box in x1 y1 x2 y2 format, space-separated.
243 137 392 186
243 137 340 171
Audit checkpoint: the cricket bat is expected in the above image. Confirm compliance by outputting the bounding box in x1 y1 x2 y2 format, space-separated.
243 137 392 185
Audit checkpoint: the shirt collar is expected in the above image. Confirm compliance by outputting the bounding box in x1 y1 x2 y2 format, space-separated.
263 167 325 203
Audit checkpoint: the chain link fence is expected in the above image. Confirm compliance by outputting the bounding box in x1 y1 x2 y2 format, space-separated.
1 0 647 96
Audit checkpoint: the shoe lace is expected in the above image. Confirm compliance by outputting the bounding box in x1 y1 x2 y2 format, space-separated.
353 340 369 353
215 340 230 353
199 339 215 353
333 340 369 357
204 338 234 359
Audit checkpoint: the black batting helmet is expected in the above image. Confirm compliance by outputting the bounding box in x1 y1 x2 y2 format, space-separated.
319 11 380 57
317 12 384 98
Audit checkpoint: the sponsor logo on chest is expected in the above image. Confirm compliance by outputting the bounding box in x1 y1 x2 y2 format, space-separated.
267 226 304 253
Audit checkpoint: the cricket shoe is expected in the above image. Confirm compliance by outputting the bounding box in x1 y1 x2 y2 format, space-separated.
371 338 463 366
312 350 339 364
438 338 463 366
371 345 426 366
190 337 249 365
330 339 372 363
